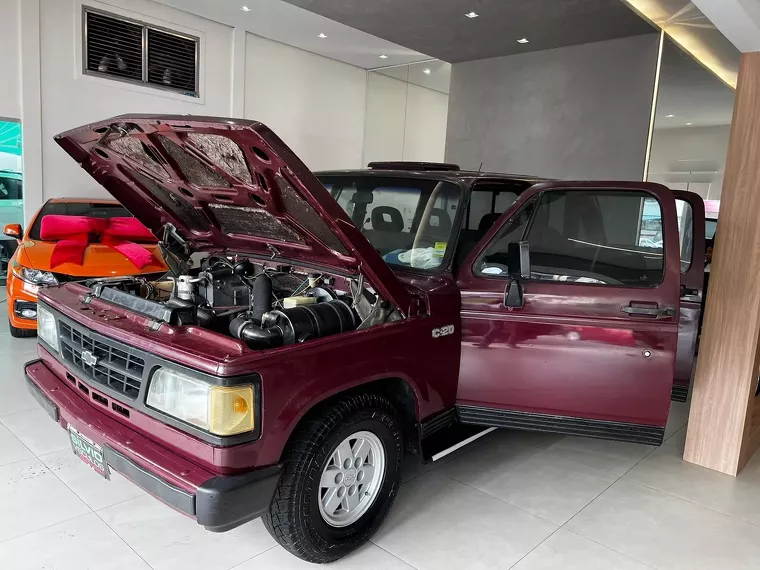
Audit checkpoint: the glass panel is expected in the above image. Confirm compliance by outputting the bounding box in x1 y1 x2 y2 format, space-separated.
321 175 461 271
476 199 537 277
525 191 664 287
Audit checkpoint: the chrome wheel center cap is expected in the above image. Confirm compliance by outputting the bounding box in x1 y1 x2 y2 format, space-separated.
344 468 357 486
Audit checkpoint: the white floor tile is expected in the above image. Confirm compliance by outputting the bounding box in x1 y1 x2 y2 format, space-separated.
1 408 71 456
234 543 414 569
547 436 655 477
625 442 760 527
512 528 652 570
0 513 151 570
39 449 146 511
567 479 760 570
0 365 41 418
372 472 556 570
0 459 90 542
441 440 616 525
0 422 34 466
97 494 276 570
664 400 690 439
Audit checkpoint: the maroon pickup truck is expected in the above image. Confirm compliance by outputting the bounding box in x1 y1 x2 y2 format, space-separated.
25 116 703 563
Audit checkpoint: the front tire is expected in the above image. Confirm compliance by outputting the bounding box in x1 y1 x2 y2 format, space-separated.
264 393 404 563
9 320 36 338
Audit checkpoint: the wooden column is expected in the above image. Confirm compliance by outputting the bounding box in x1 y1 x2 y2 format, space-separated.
684 52 760 475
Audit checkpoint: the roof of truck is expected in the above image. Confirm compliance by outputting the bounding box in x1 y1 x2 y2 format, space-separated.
316 162 549 187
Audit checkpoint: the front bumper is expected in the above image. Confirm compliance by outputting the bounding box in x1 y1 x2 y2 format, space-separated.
25 358 281 532
6 271 38 330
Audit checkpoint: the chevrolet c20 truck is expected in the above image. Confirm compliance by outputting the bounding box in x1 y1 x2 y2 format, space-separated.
25 116 704 563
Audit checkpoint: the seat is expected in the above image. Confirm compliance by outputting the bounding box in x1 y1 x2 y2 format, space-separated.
371 206 404 232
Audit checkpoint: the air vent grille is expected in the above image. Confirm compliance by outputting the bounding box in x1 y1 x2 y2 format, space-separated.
84 7 199 97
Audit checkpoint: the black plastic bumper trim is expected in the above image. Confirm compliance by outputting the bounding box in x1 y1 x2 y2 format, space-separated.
671 384 689 402
196 464 283 532
103 447 196 516
457 405 665 445
25 370 59 422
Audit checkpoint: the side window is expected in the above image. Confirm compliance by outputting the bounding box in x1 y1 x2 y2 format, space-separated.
525 190 664 286
476 198 537 276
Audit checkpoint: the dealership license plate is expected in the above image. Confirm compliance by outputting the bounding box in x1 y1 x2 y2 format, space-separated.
69 427 109 479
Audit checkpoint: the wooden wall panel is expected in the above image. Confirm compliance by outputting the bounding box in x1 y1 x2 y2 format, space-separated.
684 52 760 475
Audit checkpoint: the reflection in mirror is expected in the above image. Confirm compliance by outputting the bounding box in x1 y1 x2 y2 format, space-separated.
364 60 451 165
0 119 23 285
648 38 734 232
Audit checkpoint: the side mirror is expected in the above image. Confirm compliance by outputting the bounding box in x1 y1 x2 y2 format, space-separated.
504 241 531 308
3 224 22 240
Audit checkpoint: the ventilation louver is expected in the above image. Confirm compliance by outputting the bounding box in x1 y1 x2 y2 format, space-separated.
84 8 199 97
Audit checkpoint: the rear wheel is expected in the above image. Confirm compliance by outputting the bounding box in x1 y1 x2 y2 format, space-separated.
264 393 404 563
9 320 36 338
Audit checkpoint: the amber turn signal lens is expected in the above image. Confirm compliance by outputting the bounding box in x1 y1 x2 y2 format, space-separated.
209 385 255 436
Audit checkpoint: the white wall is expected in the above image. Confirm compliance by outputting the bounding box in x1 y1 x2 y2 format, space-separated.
0 0 21 120
363 73 449 164
39 0 234 205
244 33 367 171
648 125 731 200
14 0 449 224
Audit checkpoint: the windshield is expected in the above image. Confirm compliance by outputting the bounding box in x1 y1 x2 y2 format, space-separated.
319 175 462 271
29 201 156 242
705 218 717 240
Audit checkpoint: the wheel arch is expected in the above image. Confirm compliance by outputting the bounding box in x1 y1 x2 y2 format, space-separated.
279 377 422 462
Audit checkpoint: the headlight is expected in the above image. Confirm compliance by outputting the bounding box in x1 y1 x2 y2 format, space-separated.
37 306 59 352
12 261 58 286
146 368 254 436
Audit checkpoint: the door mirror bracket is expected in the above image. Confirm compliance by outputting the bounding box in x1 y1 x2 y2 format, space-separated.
504 241 531 308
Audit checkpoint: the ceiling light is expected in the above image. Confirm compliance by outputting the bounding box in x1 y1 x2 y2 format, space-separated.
686 122 693 126
666 114 675 118
240 5 251 11
379 54 388 59
517 38 529 44
423 68 432 75
465 11 479 18
317 33 327 39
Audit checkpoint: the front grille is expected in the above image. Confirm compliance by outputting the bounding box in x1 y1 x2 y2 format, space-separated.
59 321 144 399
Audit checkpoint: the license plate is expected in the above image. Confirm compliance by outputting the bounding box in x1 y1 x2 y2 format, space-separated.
69 426 109 479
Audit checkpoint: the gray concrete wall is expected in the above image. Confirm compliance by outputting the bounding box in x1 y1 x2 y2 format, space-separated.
445 35 661 181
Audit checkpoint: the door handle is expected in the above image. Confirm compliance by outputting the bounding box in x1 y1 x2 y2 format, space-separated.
621 304 675 318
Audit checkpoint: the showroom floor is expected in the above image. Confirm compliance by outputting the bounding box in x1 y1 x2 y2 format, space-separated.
3 292 760 569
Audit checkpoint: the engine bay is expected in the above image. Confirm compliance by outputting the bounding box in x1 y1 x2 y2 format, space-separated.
85 256 401 350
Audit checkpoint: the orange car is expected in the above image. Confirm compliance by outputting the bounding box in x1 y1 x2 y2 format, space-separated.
4 198 167 337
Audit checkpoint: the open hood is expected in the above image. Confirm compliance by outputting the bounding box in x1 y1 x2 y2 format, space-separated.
54 115 411 314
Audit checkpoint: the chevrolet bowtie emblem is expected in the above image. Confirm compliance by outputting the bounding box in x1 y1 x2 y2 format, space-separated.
81 350 98 367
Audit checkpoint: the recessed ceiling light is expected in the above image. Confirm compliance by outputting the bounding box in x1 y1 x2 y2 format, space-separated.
423 68 432 75
240 5 251 11
517 38 529 44
686 122 693 125
317 33 327 39
465 11 479 18
379 54 388 59
666 114 675 118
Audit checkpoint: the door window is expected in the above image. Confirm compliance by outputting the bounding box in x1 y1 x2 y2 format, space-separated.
477 190 665 286
475 198 537 276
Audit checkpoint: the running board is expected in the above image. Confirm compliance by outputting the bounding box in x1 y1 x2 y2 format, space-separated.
419 408 495 461
457 405 665 446
671 384 689 402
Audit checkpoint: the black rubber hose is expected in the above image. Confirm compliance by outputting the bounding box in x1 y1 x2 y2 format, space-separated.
229 316 282 348
251 273 272 325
